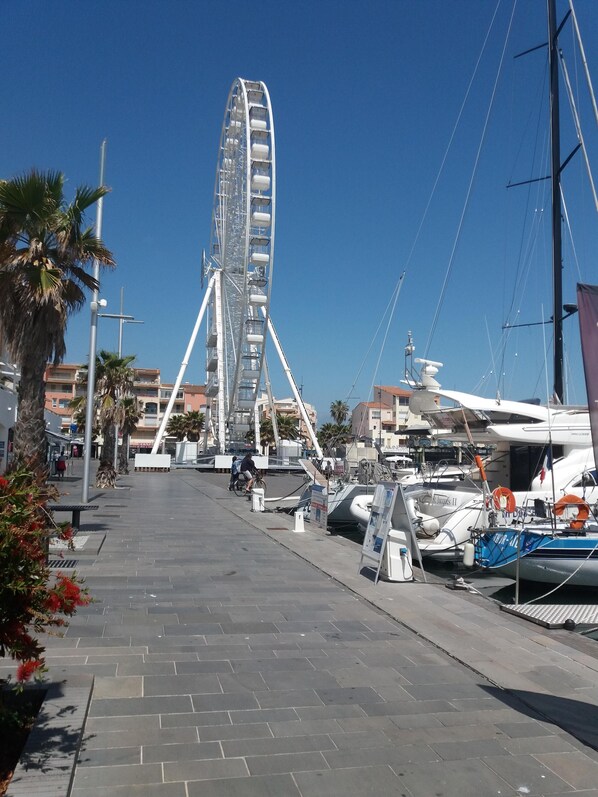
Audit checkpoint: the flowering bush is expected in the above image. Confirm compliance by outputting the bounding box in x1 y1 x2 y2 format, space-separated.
0 466 90 686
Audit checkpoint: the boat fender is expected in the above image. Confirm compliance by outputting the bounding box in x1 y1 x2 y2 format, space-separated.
406 497 439 537
491 486 516 513
554 494 590 530
418 514 440 537
462 541 475 567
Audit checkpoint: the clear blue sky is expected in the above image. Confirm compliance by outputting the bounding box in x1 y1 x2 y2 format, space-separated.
4 0 598 421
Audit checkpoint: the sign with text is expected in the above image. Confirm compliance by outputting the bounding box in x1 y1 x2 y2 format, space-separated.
310 484 328 529
359 482 400 584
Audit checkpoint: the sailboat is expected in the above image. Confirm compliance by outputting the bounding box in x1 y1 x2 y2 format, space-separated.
475 283 598 587
471 0 598 586
359 0 598 570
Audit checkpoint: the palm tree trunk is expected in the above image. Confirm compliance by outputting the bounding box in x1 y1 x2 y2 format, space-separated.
14 350 48 473
96 425 117 487
118 432 129 474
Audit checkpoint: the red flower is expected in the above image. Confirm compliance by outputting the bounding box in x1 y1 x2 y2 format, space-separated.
45 591 62 613
0 476 9 490
16 659 43 682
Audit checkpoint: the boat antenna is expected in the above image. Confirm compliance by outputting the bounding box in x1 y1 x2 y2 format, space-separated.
404 330 417 385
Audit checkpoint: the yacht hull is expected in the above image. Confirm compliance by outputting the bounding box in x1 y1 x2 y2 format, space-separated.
477 528 598 587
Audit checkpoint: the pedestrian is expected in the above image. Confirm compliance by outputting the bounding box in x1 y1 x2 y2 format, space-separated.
56 452 67 480
229 456 240 490
239 452 257 493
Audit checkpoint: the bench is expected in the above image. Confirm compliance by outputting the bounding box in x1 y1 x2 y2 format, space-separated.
48 504 99 529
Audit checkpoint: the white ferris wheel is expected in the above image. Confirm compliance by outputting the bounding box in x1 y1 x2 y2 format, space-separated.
152 78 321 460
204 78 275 452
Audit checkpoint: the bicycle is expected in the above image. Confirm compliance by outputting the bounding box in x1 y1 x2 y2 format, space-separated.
232 470 266 496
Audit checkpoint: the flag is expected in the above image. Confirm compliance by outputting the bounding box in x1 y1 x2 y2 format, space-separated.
539 449 552 485
577 284 598 480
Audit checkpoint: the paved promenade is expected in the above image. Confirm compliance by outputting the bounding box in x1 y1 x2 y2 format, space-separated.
34 467 598 795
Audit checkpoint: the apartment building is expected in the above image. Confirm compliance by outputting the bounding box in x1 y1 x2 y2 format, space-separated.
351 385 413 451
257 394 317 443
43 364 206 453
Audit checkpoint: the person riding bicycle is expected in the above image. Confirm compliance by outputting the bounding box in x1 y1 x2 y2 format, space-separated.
239 452 257 493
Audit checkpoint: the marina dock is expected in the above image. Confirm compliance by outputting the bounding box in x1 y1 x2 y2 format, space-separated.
6 464 598 796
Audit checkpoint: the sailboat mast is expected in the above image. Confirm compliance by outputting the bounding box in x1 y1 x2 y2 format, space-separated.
548 0 564 403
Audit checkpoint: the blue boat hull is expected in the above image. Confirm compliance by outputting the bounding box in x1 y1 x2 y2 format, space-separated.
476 529 598 586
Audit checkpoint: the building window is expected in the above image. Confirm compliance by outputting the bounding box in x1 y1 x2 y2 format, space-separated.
371 411 380 419
58 399 70 409
145 402 158 415
51 398 57 408
187 404 192 412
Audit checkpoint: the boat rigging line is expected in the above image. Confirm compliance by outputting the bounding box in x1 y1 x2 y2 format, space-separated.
424 0 517 360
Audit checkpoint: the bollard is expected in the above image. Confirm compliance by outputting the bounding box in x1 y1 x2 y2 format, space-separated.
251 488 265 512
293 510 305 533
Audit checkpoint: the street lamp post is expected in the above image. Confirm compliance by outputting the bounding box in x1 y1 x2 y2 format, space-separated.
81 140 107 504
98 288 143 469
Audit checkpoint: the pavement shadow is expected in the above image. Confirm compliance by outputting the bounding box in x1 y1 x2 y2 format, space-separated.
480 684 598 751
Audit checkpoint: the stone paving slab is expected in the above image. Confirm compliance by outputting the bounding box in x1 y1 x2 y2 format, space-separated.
35 465 598 797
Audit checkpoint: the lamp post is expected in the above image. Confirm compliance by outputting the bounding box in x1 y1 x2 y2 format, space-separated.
98 288 143 469
81 140 107 503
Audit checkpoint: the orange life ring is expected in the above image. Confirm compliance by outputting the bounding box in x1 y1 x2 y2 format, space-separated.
554 493 590 529
492 486 516 513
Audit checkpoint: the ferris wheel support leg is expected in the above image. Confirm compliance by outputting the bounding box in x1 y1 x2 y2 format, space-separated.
262 356 280 449
262 310 323 459
151 274 217 455
254 403 261 452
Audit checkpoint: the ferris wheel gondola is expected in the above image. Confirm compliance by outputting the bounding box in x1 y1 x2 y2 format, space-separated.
204 78 276 452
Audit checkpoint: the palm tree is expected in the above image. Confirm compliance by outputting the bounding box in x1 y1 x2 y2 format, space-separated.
95 351 135 486
0 170 113 471
166 413 187 441
245 417 276 453
118 397 143 474
68 393 99 440
276 413 300 440
317 422 352 454
317 422 338 453
330 399 349 425
184 411 204 442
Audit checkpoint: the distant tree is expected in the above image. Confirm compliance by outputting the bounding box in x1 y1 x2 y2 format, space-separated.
118 397 143 474
92 351 135 488
0 169 113 471
166 414 187 441
317 423 338 453
317 422 352 454
184 411 204 442
259 417 276 451
276 413 300 440
330 400 349 425
68 393 99 440
245 417 274 452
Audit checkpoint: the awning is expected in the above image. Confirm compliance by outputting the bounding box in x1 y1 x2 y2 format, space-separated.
46 430 76 443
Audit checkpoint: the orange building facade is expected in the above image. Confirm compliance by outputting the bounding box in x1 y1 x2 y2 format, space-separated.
44 364 206 453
